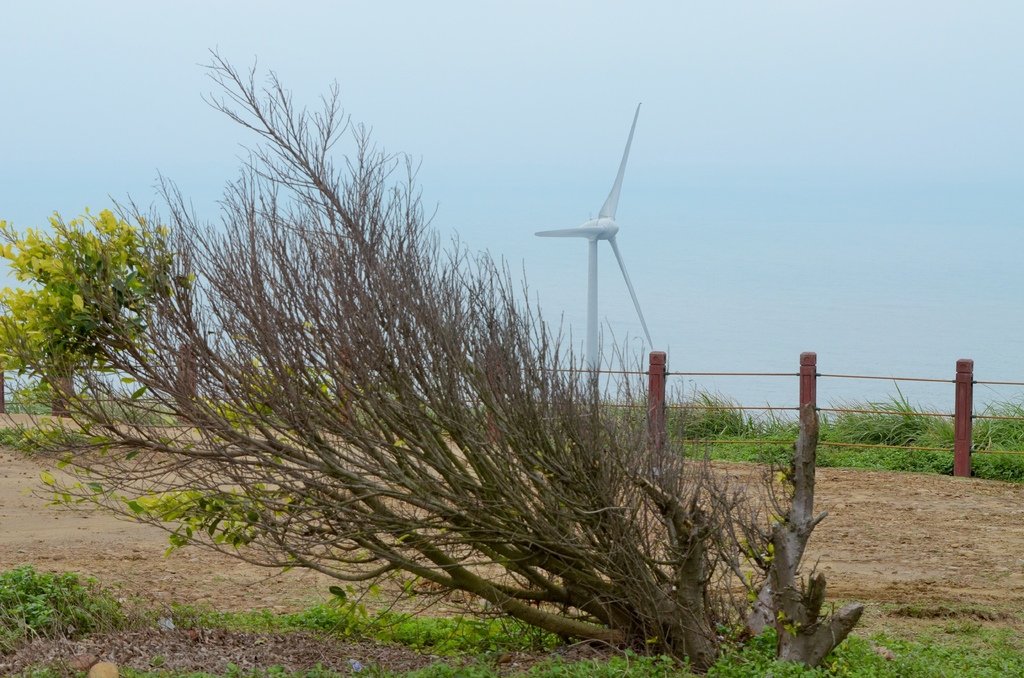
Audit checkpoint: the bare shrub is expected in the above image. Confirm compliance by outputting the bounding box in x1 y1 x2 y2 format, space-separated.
3 54 858 669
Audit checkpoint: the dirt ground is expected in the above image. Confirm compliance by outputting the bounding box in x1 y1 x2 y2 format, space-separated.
2 448 1023 617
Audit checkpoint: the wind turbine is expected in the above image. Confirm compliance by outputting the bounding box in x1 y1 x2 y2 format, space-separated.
536 103 652 370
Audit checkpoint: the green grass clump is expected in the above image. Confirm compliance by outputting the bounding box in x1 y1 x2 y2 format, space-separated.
669 393 754 440
970 452 1024 482
703 440 1024 482
667 389 1024 482
0 565 125 652
822 392 949 449
171 603 558 656
703 627 1024 677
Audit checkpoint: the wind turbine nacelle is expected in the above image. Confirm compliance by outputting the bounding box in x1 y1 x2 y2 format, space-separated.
533 102 653 360
579 217 618 240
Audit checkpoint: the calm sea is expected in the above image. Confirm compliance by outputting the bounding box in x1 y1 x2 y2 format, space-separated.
470 217 1023 413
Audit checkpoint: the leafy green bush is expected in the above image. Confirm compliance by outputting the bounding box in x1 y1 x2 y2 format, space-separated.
0 566 125 651
0 210 174 373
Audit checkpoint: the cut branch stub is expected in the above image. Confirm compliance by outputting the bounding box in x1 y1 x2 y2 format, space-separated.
750 403 863 666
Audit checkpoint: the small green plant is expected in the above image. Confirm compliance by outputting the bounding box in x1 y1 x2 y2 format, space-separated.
0 426 33 451
0 566 125 651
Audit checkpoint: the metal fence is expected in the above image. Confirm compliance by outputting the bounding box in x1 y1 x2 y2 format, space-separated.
639 351 1024 478
6 350 1024 479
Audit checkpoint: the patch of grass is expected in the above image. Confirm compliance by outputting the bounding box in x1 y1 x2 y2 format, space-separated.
668 392 753 440
171 602 1024 677
8 656 686 678
0 566 126 652
516 654 682 677
974 401 1024 450
3 401 53 416
970 452 1024 482
668 389 1024 482
822 391 942 448
815 445 955 475
10 669 351 678
703 440 1024 482
705 627 1024 677
10 618 1024 677
171 603 559 656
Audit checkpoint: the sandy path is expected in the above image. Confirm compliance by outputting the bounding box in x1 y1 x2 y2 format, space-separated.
0 450 333 611
3 449 1023 613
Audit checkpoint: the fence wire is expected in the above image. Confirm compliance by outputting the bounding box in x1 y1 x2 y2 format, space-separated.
817 406 953 419
667 371 797 378
819 373 953 384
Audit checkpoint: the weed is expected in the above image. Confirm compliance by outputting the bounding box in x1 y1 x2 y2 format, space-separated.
0 566 125 652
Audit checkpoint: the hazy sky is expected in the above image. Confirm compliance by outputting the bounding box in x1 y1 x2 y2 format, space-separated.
2 1 1022 395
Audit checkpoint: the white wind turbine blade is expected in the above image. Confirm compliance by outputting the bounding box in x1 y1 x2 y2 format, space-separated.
608 236 653 347
598 103 641 220
535 227 606 238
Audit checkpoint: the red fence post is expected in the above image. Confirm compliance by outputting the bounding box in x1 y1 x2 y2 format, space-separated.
647 351 667 451
954 358 974 478
799 352 817 410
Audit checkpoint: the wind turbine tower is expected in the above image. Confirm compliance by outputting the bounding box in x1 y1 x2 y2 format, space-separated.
536 104 652 370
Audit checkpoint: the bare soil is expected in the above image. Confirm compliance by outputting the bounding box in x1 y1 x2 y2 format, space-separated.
2 448 1023 673
4 450 1024 610
0 449 336 613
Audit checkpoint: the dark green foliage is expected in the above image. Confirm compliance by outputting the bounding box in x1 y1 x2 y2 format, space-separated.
0 566 125 651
